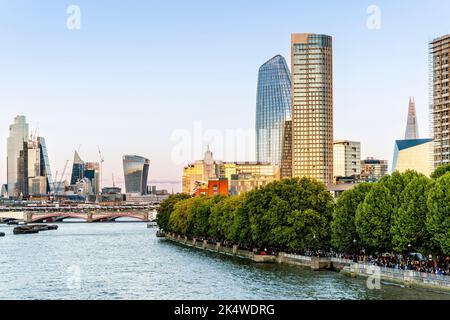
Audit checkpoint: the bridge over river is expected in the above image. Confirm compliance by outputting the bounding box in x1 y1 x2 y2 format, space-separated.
0 205 157 223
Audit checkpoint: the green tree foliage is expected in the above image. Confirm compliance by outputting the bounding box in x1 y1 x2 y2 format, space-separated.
243 178 334 250
431 163 450 180
380 171 422 209
331 183 373 253
427 173 450 254
187 196 224 238
355 183 394 252
209 194 246 242
156 193 191 231
391 176 432 252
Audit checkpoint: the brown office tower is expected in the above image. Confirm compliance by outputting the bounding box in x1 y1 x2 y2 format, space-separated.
291 33 334 187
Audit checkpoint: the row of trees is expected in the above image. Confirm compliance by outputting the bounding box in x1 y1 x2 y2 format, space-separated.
157 178 334 251
157 165 450 255
332 167 450 255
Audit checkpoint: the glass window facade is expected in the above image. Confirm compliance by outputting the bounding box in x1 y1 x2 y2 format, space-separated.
7 116 29 198
38 137 54 194
70 151 85 186
430 35 450 168
291 34 334 186
123 155 150 195
256 55 292 174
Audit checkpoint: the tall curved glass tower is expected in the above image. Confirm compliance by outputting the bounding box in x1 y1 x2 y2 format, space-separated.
123 155 150 195
256 55 292 171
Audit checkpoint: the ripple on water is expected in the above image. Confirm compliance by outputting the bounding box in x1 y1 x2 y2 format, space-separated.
1 223 449 300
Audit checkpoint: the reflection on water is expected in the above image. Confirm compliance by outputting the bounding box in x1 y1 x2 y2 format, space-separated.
0 222 449 300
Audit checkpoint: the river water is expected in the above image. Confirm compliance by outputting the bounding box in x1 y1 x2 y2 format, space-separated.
0 222 449 300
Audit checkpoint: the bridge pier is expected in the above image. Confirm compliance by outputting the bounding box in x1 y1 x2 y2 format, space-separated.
87 213 94 223
26 213 33 223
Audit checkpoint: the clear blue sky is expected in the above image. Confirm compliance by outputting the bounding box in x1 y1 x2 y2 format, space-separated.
0 0 449 192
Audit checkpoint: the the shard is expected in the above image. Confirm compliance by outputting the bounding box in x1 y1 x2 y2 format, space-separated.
405 96 419 140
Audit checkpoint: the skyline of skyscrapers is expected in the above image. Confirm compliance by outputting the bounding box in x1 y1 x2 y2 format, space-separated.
256 55 292 176
123 155 150 195
6 116 54 198
291 33 334 186
3 32 450 199
430 34 450 170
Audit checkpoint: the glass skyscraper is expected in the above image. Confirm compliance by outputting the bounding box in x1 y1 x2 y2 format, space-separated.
7 116 29 198
38 137 54 194
256 55 292 176
291 33 334 186
123 155 150 195
70 151 85 186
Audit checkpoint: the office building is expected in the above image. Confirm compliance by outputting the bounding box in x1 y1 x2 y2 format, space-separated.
392 139 433 176
182 147 222 194
69 151 100 195
229 173 278 196
361 158 388 182
70 151 85 186
430 35 450 169
6 116 54 198
333 141 361 179
38 137 54 194
7 116 29 198
123 155 150 195
256 55 292 177
291 33 334 186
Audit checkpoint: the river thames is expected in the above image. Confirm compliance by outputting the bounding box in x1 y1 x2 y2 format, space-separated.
0 222 449 300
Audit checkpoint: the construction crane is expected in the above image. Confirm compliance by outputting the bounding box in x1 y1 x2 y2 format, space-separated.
97 146 105 192
52 160 69 196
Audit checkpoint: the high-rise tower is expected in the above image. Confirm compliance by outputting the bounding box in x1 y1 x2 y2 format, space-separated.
123 155 150 195
430 35 450 169
405 96 419 140
256 55 292 177
291 33 334 186
7 116 29 198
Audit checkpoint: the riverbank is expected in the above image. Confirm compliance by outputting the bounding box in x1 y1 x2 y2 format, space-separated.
164 233 450 293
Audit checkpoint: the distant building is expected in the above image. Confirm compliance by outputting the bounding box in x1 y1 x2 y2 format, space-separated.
291 33 334 187
1 184 8 198
430 35 450 169
99 187 124 203
194 178 229 197
6 116 54 198
392 139 433 176
123 155 150 195
70 151 100 195
182 147 223 195
361 158 388 182
333 141 361 180
405 97 419 140
229 173 277 196
256 55 292 176
38 137 54 194
183 149 280 196
7 116 29 198
221 162 280 181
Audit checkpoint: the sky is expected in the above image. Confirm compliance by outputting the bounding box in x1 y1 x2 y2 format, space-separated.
0 0 449 192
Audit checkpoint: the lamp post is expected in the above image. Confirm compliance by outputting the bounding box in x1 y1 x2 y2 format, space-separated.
313 234 317 257
353 239 358 263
